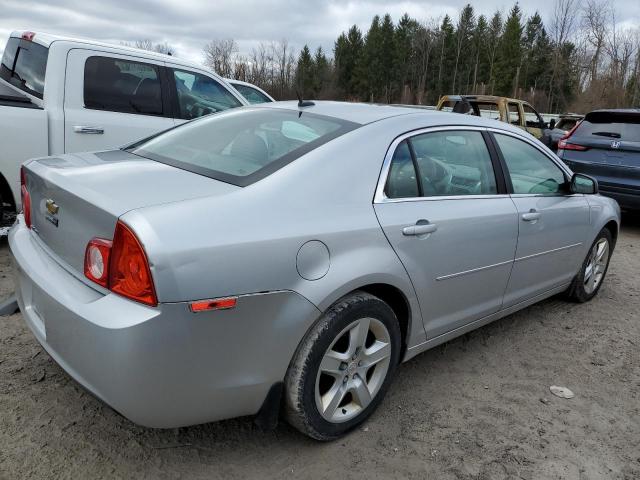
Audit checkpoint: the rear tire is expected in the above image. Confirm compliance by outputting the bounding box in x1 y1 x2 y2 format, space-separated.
284 291 401 441
565 228 613 302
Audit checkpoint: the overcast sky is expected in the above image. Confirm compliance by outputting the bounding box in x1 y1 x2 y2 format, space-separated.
1 0 639 66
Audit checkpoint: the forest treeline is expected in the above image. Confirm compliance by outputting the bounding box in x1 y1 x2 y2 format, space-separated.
141 0 640 114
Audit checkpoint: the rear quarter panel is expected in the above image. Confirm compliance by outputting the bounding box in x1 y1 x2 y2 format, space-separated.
123 115 446 350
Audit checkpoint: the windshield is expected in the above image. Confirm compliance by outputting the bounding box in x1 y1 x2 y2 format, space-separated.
575 112 640 140
127 108 358 186
0 37 48 98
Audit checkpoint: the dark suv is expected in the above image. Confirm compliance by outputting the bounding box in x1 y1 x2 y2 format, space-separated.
558 109 640 210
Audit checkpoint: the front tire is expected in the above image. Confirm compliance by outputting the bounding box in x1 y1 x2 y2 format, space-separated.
284 291 401 440
566 228 613 302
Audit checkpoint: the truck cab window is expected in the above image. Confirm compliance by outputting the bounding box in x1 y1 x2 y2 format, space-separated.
84 56 163 116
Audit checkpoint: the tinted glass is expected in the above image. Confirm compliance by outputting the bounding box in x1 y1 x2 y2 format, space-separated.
231 83 272 104
173 70 242 119
0 37 48 98
128 108 357 186
495 134 566 194
574 112 640 140
385 141 419 198
410 130 497 196
556 118 578 131
84 56 163 115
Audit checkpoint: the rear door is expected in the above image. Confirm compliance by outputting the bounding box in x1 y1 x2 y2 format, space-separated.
507 102 526 133
374 127 518 339
64 50 174 153
491 132 590 306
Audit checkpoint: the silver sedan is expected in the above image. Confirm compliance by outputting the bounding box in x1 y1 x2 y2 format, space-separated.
11 101 620 440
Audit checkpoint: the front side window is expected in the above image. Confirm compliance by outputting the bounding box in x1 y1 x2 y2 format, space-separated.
84 56 163 115
231 83 272 104
0 37 48 98
173 70 242 119
523 104 543 128
494 133 566 195
127 108 357 186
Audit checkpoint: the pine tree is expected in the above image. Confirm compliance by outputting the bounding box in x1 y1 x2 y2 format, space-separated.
471 15 488 92
487 11 503 94
452 4 475 93
379 14 396 102
494 4 523 96
437 15 456 97
295 45 315 97
313 47 330 97
362 15 383 101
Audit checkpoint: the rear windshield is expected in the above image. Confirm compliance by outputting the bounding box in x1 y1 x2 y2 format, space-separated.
575 112 640 140
0 37 48 99
127 108 358 186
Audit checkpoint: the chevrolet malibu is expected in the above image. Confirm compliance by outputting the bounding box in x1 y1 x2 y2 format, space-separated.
11 102 620 440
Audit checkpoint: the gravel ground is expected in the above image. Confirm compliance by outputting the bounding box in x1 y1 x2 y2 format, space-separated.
1 219 639 480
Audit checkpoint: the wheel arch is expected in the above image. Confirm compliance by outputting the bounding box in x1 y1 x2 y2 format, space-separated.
0 172 16 214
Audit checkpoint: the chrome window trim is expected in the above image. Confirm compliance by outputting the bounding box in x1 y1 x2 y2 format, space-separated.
374 125 576 204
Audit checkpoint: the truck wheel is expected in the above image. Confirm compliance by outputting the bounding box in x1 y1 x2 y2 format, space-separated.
284 291 401 441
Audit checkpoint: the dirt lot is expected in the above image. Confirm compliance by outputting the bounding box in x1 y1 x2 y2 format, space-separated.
0 220 639 480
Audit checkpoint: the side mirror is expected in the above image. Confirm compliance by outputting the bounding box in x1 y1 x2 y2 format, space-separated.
570 173 598 194
549 118 556 129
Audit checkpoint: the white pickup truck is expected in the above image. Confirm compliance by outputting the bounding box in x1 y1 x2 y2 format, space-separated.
0 30 249 222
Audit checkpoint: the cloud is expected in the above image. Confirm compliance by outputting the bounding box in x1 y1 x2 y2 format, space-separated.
1 0 639 65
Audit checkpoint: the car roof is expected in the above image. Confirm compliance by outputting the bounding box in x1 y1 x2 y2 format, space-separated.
588 108 640 114
253 100 452 125
442 94 524 104
251 101 530 137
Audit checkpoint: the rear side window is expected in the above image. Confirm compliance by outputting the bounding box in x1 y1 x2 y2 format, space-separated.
127 108 358 187
0 37 48 99
231 83 272 104
385 141 419 198
84 56 164 115
173 70 242 119
574 112 640 140
494 134 566 194
508 103 521 126
411 131 497 196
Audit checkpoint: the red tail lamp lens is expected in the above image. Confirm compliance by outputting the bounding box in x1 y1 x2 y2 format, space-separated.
84 238 112 287
109 221 157 306
20 166 31 229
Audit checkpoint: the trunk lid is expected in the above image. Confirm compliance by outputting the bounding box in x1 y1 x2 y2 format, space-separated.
24 149 238 275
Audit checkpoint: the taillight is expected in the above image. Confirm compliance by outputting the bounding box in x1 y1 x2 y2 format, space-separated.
557 121 588 151
557 139 589 151
84 238 112 287
108 221 157 306
20 166 31 229
84 221 157 306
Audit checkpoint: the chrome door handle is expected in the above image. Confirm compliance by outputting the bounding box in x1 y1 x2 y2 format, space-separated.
521 210 541 222
73 125 104 134
403 223 438 236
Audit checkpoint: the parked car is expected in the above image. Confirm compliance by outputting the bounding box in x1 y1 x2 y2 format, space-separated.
11 101 619 440
437 95 552 147
0 30 248 221
548 113 584 150
557 109 640 210
226 78 275 104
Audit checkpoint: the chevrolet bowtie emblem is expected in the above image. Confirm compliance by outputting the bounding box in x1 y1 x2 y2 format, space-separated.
45 199 59 215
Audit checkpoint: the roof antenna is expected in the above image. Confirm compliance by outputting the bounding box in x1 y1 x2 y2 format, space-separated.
296 90 315 108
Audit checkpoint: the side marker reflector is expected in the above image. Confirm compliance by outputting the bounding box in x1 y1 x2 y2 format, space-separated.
190 297 237 313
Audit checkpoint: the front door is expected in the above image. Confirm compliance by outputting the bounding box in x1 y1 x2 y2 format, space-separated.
64 50 174 153
374 128 519 339
491 132 591 307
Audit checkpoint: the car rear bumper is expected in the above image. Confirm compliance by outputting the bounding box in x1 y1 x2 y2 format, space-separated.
597 186 640 210
9 217 320 428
